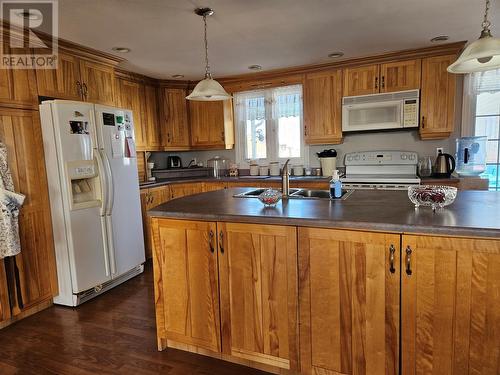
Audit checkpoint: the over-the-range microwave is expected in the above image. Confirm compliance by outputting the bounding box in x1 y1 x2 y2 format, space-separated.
342 89 419 132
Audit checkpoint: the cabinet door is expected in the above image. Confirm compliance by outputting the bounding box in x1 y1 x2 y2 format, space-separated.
143 84 162 150
380 59 421 93
0 108 57 314
159 88 190 150
298 228 400 375
0 260 11 323
35 52 82 100
115 78 146 150
419 55 456 139
79 60 116 106
189 100 234 149
170 182 202 199
0 44 38 109
202 182 227 192
303 70 343 144
343 65 380 96
141 186 170 260
402 235 500 375
151 218 221 352
218 223 299 371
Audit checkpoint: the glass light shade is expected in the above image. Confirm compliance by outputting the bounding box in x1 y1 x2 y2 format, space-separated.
186 77 231 101
448 35 500 73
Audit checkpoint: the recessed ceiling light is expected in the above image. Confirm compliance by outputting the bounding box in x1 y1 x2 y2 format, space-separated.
112 47 131 53
15 10 42 20
430 35 449 42
171 74 185 79
248 65 263 71
328 52 344 58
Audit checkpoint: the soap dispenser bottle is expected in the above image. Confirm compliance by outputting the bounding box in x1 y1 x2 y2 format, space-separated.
330 169 342 199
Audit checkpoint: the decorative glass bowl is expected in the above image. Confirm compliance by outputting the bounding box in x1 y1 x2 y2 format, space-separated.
258 189 282 207
408 185 457 210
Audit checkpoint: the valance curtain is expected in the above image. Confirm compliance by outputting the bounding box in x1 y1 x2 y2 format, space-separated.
469 68 500 94
272 85 303 119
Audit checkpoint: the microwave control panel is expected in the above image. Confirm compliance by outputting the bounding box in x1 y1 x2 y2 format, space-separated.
403 99 419 128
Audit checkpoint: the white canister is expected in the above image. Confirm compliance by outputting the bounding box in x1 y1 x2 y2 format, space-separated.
259 165 269 176
293 165 304 176
269 162 280 176
250 164 259 176
319 157 337 177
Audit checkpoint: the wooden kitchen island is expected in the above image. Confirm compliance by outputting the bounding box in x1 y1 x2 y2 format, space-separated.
148 189 500 375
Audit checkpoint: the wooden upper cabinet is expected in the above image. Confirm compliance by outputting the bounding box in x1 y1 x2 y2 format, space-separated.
115 78 146 150
159 88 190 150
343 65 380 96
79 60 115 106
143 84 162 150
35 52 82 100
218 223 299 371
189 100 234 150
303 70 343 144
151 219 221 352
298 227 400 375
0 44 38 109
380 59 421 93
0 261 11 323
0 108 57 314
402 235 500 375
419 55 456 139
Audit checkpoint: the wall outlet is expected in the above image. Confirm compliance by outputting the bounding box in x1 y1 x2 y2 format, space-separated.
436 147 444 156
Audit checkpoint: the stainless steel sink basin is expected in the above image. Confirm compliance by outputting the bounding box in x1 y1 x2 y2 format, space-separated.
233 188 352 200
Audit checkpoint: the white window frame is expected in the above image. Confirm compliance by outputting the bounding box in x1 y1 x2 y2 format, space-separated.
234 85 309 168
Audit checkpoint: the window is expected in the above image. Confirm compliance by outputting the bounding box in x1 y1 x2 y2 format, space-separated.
464 69 500 190
234 85 307 167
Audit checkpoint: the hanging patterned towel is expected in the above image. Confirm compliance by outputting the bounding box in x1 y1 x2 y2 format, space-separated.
0 141 25 259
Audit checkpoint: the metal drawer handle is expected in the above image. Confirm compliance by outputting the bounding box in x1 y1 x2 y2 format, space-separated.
375 76 378 89
219 231 224 254
389 244 396 274
381 75 385 89
209 230 215 253
405 245 412 276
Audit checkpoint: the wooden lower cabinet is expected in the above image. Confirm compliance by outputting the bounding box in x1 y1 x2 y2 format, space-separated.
298 228 400 375
0 260 11 323
169 182 203 199
140 186 170 259
152 219 221 352
402 235 500 375
203 182 227 192
218 223 299 371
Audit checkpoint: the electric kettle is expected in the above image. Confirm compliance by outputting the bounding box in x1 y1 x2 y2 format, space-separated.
433 151 456 178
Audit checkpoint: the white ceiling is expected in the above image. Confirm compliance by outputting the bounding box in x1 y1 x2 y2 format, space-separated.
52 0 499 79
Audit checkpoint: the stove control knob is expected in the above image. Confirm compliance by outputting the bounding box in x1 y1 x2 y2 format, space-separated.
354 155 360 161
401 154 407 160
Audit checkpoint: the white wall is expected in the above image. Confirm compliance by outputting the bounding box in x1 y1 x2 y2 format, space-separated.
150 77 463 170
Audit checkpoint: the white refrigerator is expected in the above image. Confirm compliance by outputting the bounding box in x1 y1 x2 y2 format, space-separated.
40 100 145 306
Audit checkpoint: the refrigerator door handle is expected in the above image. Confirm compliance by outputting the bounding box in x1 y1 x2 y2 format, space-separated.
101 149 115 215
100 216 111 277
94 150 108 216
106 215 117 275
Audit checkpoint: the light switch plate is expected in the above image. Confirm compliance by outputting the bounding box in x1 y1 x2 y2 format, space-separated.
436 147 444 156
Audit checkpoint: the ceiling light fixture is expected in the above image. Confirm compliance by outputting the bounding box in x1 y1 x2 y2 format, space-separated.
430 35 449 42
248 65 262 71
328 52 344 58
172 74 185 79
448 0 500 73
186 8 231 101
112 47 131 53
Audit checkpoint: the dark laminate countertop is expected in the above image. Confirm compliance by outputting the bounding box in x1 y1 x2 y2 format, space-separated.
148 188 500 238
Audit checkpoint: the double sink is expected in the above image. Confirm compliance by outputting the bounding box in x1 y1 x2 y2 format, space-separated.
234 188 353 200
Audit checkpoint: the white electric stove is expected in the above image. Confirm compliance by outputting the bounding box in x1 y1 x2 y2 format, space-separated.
341 150 421 190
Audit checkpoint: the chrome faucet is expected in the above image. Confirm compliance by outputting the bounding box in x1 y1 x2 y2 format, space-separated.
282 159 290 197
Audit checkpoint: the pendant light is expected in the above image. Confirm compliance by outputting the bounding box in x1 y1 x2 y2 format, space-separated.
186 8 231 101
448 0 500 73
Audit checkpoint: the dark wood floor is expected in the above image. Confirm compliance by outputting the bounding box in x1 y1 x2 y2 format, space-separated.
0 263 269 375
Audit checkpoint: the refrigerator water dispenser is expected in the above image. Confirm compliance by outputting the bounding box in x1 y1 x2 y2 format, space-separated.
66 160 101 209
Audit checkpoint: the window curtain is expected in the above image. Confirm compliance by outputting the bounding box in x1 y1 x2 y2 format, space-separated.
469 68 500 94
234 93 266 121
272 85 302 119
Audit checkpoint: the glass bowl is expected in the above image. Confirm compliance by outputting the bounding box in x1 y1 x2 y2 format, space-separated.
408 185 457 210
258 189 282 207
